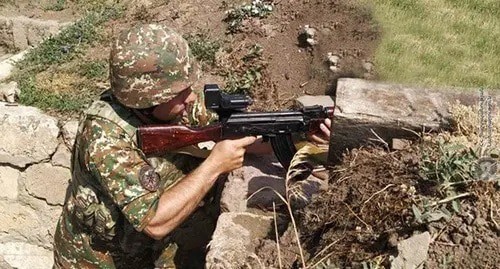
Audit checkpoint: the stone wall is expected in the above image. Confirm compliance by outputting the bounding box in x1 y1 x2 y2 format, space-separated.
0 102 78 269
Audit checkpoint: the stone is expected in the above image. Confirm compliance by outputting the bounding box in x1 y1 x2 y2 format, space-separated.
330 78 500 158
362 60 374 73
0 200 57 247
0 103 59 167
0 166 20 200
451 233 464 244
0 242 52 269
392 138 411 150
0 81 19 103
473 217 487 227
205 212 273 268
295 95 335 108
390 232 431 269
0 50 27 82
61 120 79 149
23 163 70 206
221 154 285 212
51 143 71 168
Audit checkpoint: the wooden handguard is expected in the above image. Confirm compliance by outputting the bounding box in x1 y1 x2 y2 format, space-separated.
137 123 223 155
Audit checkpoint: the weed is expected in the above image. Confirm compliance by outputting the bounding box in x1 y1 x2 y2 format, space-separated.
77 60 108 79
420 138 478 188
224 0 273 33
225 66 263 94
44 0 66 11
218 44 266 94
184 33 221 67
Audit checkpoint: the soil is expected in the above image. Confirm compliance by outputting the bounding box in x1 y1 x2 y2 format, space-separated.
1 1 498 268
0 0 379 110
255 145 500 269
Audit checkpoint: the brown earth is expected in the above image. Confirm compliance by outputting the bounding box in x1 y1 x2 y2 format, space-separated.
255 145 499 269
1 1 498 269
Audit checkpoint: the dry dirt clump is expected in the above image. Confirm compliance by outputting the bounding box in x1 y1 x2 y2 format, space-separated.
426 181 500 268
256 147 423 268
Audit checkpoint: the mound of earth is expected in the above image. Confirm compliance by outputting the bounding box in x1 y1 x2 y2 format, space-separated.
255 145 499 268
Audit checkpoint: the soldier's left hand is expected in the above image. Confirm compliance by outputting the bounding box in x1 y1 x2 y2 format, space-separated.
308 118 331 145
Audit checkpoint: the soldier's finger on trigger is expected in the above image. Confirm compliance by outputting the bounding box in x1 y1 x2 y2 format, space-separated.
324 118 332 127
238 136 257 146
320 123 331 136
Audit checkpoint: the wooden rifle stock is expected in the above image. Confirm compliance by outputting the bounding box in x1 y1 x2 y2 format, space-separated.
137 123 223 155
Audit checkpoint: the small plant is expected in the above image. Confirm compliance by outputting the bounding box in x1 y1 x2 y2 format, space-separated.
222 44 265 94
420 139 478 189
78 60 108 79
184 33 221 67
224 0 274 33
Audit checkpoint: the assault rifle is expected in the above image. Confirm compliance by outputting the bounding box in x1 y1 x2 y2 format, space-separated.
137 84 334 168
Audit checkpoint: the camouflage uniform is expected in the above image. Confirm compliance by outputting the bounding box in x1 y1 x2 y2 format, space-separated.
53 24 217 269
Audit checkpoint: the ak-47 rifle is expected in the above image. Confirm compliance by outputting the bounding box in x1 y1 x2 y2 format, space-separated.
137 84 334 168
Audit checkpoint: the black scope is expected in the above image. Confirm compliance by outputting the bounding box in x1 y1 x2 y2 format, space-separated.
204 84 253 111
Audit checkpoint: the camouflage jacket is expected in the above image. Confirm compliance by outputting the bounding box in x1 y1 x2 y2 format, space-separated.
53 90 217 268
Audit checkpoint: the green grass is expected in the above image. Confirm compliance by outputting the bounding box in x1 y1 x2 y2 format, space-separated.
12 4 122 113
364 0 500 89
184 32 221 67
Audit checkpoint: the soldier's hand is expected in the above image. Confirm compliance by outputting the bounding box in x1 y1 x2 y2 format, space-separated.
206 136 257 174
308 118 331 145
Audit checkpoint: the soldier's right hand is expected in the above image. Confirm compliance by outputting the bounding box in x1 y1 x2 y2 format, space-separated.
206 136 257 174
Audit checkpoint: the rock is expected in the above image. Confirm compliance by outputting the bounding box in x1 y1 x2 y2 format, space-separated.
299 25 318 46
392 138 411 150
0 50 27 82
362 60 374 73
0 81 19 103
473 217 487 228
326 52 341 73
463 235 474 246
458 224 469 235
0 103 60 167
331 78 500 156
0 200 58 247
0 16 63 51
0 255 13 269
451 233 464 244
51 143 71 169
295 95 335 108
221 154 285 212
61 120 79 149
0 166 20 200
205 212 273 268
390 232 431 269
0 242 52 269
326 53 341 66
23 163 70 206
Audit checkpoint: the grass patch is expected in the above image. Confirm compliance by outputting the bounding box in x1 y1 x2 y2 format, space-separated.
364 0 500 89
218 44 266 94
12 4 122 113
184 32 221 67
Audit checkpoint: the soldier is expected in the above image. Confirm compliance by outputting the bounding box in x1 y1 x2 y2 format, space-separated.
53 23 331 268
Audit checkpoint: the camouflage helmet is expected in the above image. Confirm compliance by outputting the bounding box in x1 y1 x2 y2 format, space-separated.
110 24 199 109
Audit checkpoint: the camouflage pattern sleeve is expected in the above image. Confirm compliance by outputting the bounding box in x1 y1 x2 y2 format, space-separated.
181 89 218 127
84 117 163 231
